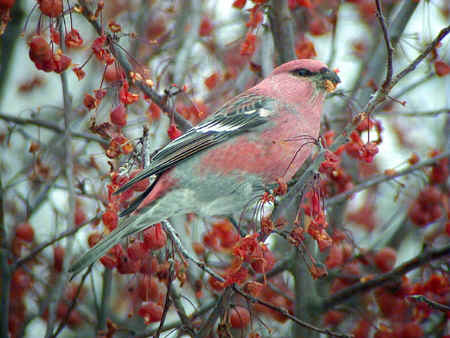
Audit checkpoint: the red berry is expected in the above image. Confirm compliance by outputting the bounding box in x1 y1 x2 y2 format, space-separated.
127 240 148 261
250 246 275 273
140 255 159 275
29 36 52 63
74 205 86 227
434 60 450 77
53 53 71 73
104 64 125 83
199 17 213 37
208 275 225 292
138 301 163 324
87 232 102 248
137 276 161 301
83 94 96 110
116 254 141 274
38 0 63 17
232 0 246 9
0 0 15 9
229 306 251 328
102 209 118 231
15 222 34 242
325 244 344 269
143 223 167 250
309 17 329 36
100 255 118 269
110 104 127 127
65 29 83 48
204 73 219 90
373 247 397 272
53 245 65 272
167 123 182 140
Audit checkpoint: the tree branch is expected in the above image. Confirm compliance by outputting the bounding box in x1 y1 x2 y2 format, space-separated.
233 285 351 337
0 112 108 145
268 0 296 64
321 244 450 310
327 150 450 205
77 0 192 132
375 0 394 90
162 220 224 283
364 24 450 114
14 216 98 269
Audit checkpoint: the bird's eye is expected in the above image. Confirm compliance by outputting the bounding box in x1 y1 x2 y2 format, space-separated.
293 68 315 77
319 67 329 74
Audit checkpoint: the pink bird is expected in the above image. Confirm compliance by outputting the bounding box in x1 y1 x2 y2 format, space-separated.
70 59 340 275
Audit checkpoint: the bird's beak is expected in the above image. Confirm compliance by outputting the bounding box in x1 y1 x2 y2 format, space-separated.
321 69 341 92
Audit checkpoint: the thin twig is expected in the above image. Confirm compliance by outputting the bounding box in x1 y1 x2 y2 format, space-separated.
44 20 77 337
162 220 225 283
321 244 450 309
391 25 450 88
327 150 450 205
233 285 351 338
52 265 93 337
197 287 233 338
339 0 419 116
76 0 192 132
375 108 449 117
14 216 99 268
155 260 174 338
364 24 450 114
0 174 10 338
168 283 195 336
0 113 108 145
407 295 450 313
327 1 341 67
375 0 394 90
134 298 218 337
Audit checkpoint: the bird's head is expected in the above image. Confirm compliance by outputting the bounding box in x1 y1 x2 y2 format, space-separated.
249 59 341 109
270 59 341 93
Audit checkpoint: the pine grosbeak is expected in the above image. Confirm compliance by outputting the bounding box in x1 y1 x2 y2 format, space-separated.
70 59 340 275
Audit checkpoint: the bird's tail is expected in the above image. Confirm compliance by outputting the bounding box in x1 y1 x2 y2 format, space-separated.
69 191 186 277
69 214 140 276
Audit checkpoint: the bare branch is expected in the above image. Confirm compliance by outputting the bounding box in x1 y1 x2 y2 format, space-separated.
390 25 450 88
168 283 195 336
44 21 77 337
14 215 98 269
134 298 218 337
268 0 296 64
0 176 10 338
321 244 450 310
408 295 450 313
0 112 108 145
375 108 449 117
77 0 192 132
162 220 224 283
327 150 450 205
155 261 174 338
52 265 93 337
363 24 450 114
233 285 351 338
375 0 394 90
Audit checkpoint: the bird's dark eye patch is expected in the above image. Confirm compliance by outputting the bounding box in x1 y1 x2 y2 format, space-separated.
292 68 315 77
319 67 329 74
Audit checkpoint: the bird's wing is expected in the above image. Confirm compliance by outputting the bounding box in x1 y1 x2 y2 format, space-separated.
70 95 276 275
115 94 275 195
